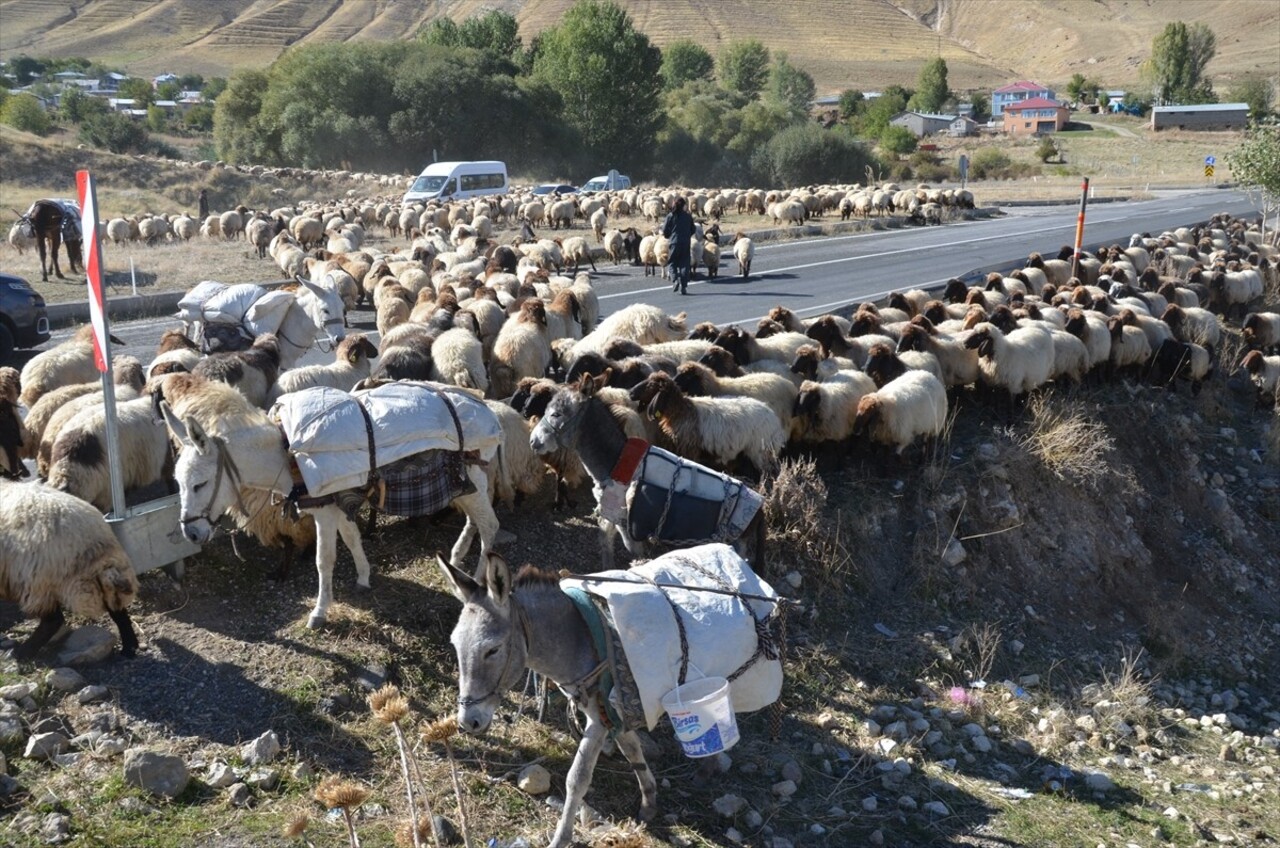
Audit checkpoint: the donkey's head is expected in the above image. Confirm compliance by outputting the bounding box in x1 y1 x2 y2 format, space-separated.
438 553 528 735
528 372 606 456
160 402 238 544
295 277 347 347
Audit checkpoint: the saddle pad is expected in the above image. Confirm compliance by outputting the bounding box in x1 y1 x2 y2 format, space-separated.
561 543 782 731
627 446 763 544
273 381 501 498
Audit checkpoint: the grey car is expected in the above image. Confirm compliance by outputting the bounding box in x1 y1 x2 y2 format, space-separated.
0 271 51 363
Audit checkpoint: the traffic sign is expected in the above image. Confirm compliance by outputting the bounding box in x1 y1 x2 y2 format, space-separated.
1205 165 1215 177
1205 155 1216 166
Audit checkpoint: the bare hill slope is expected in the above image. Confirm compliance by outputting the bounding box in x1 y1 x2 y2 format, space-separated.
0 0 1273 93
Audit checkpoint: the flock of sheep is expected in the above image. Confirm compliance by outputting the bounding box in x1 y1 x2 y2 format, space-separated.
1 179 1277 664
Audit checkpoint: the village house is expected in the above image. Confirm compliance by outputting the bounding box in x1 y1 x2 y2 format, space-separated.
992 80 1056 117
1002 97 1069 135
1150 103 1249 131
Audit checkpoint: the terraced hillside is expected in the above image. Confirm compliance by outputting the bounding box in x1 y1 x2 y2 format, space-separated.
0 0 1273 93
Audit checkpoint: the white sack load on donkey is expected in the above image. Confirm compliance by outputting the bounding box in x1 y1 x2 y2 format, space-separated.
176 279 346 369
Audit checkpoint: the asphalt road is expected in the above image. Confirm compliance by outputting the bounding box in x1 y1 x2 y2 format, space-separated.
35 187 1258 371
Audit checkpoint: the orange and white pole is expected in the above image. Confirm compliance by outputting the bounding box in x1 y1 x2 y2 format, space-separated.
1071 177 1090 283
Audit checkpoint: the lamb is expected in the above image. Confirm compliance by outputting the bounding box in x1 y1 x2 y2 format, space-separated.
672 361 798 432
628 372 784 477
1160 303 1220 355
790 371 878 446
1240 351 1280 408
1148 339 1212 396
20 324 126 407
1242 312 1280 353
637 234 658 275
429 327 489 394
490 299 553 399
963 322 1055 403
851 370 949 456
0 479 139 660
0 367 27 479
47 396 172 512
733 233 754 278
192 333 282 409
274 334 378 396
246 216 276 258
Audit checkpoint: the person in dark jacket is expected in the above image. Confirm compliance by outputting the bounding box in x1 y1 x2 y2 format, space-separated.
197 189 209 221
662 196 695 294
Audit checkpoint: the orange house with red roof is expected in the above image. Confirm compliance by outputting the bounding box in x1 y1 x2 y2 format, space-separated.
1002 97 1070 135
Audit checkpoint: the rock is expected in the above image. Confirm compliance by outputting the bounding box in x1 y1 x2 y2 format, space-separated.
433 815 462 845
0 718 23 744
780 759 802 784
291 762 314 781
864 719 882 737
206 762 238 789
875 738 898 756
714 793 747 817
1012 738 1035 756
241 730 280 765
41 812 71 844
744 809 763 828
77 685 110 705
57 626 116 665
784 571 802 590
898 794 918 811
1009 639 1025 655
228 782 252 807
809 823 826 835
70 730 103 751
44 669 86 693
861 796 878 812
518 764 551 795
972 736 993 754
725 827 743 844
885 720 908 739
1083 771 1115 793
1219 744 1237 762
0 774 19 796
24 732 69 761
923 801 949 816
771 779 797 797
1075 715 1098 733
942 538 967 567
356 661 387 691
0 751 5 775
245 768 280 790
869 829 885 846
123 749 190 798
1018 674 1040 688
1163 806 1180 819
95 737 127 757
0 683 35 701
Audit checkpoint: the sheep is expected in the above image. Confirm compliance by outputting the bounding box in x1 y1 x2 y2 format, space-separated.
790 371 878 446
274 334 378 396
0 367 27 479
490 299 553 399
374 279 414 339
1240 351 1280 408
804 316 897 369
628 372 784 478
671 361 798 432
0 480 139 660
145 328 202 380
589 208 608 243
372 322 438 382
47 396 172 512
851 370 949 457
1117 307 1173 353
1060 308 1112 377
566 350 676 390
245 216 276 258
509 377 589 509
963 322 1055 404
713 326 811 367
34 358 146 475
895 321 980 390
1047 328 1090 386
862 342 942 388
484 400 547 508
544 289 584 341
1242 312 1280 353
1208 268 1263 317
104 217 132 247
571 304 688 359
769 305 852 336
789 343 856 383
733 233 754 278
1148 339 1212 396
1161 303 1220 355
548 199 576 230
192 333 282 409
429 327 489 394
1106 315 1154 378
603 229 626 265
219 209 244 240
703 237 720 278
20 324 126 408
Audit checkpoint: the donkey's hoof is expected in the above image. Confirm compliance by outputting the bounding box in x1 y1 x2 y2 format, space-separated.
306 614 326 629
638 803 658 823
354 581 372 593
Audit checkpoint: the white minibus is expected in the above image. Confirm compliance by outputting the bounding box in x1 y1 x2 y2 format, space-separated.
403 161 508 204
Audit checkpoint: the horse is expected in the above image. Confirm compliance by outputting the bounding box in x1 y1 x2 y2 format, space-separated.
528 371 766 569
439 552 658 848
13 200 83 282
157 378 500 628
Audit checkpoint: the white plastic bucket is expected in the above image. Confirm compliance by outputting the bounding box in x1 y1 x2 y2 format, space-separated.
661 676 739 758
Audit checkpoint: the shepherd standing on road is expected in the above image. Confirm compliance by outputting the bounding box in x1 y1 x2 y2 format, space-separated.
197 188 209 221
663 196 695 295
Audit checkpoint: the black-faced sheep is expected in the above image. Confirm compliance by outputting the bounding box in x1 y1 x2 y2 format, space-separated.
1241 312 1280 353
791 371 878 446
851 370 949 456
0 367 27 479
192 333 282 409
713 325 811 367
34 357 146 476
1149 339 1212 395
1240 351 1280 408
0 480 139 660
429 326 488 394
963 322 1055 405
490 299 553 399
47 395 172 511
672 360 798 432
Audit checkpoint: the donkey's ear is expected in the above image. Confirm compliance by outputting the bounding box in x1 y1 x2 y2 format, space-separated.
482 553 513 607
437 554 481 602
186 415 210 452
159 401 191 447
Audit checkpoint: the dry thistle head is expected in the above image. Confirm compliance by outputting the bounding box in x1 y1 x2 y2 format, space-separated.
590 823 648 848
369 683 410 724
315 776 371 811
282 813 310 839
394 815 434 848
421 717 459 744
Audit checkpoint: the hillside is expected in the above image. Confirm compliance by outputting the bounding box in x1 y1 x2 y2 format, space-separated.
0 0 1275 94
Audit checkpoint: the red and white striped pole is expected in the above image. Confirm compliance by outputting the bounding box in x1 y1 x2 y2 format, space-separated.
76 170 126 517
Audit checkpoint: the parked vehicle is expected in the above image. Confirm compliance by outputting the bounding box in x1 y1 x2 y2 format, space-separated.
403 161 508 204
532 183 579 196
0 271 50 362
582 170 631 193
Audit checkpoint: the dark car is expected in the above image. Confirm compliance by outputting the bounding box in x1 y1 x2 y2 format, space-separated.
531 183 579 196
0 272 51 362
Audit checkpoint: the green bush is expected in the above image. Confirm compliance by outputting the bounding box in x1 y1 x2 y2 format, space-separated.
749 122 877 186
969 147 1012 178
1035 135 1059 163
79 111 149 153
1 93 52 135
878 125 917 156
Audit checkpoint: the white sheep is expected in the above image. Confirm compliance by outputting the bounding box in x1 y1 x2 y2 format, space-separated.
790 371 878 445
672 361 798 433
47 396 171 512
1161 304 1220 354
0 480 139 659
851 369 948 455
219 209 244 240
8 219 36 254
964 322 1054 400
275 334 378 396
484 400 547 508
430 327 489 394
490 299 553 399
734 233 754 278
572 304 688 359
1242 312 1280 352
602 229 626 265
246 216 275 259
20 325 125 408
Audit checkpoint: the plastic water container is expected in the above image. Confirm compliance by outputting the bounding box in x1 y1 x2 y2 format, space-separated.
661 676 739 758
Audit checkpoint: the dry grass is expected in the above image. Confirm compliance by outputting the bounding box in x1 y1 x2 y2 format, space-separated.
1018 392 1119 490
1084 647 1159 736
762 455 854 588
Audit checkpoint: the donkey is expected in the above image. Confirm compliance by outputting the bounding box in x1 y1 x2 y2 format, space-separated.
159 378 500 628
439 552 658 848
13 200 83 282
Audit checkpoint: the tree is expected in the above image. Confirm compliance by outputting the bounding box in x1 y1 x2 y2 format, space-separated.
1225 124 1280 239
1035 135 1060 163
458 10 522 60
838 89 864 120
768 52 816 117
878 125 917 156
79 112 148 153
1145 21 1217 105
0 93 51 135
155 80 182 101
203 77 228 101
184 103 215 132
1066 73 1091 104
718 39 770 100
213 68 273 163
117 77 155 106
421 17 462 48
177 73 205 91
749 123 874 186
1227 77 1275 120
60 87 109 123
970 91 990 122
908 57 949 114
532 1 663 167
8 55 46 85
146 104 169 133
661 39 714 90
664 80 747 148
851 89 908 139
